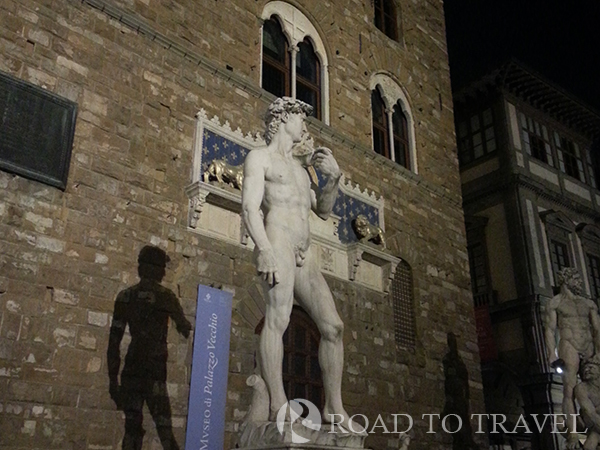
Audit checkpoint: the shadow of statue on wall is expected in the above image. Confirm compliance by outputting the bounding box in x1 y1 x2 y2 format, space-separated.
107 245 192 450
442 332 479 450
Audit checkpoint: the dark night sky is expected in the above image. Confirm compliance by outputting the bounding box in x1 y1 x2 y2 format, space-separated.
443 1 600 111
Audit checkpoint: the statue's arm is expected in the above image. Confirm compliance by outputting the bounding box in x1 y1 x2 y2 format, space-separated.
242 151 269 250
242 151 279 285
310 148 341 220
544 299 559 363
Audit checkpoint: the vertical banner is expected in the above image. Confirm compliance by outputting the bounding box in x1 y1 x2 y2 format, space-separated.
185 285 233 450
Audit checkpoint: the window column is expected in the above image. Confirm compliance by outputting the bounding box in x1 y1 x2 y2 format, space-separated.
386 106 394 162
289 44 298 99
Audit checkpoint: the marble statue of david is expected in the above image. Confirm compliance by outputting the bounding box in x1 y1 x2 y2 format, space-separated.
241 97 353 427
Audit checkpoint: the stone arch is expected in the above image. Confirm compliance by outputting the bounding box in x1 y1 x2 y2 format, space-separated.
261 1 330 124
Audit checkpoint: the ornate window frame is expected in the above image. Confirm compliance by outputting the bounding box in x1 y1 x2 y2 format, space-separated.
260 1 330 124
369 73 417 173
540 210 575 287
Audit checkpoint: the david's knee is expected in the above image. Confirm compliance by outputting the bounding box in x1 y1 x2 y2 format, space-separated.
265 314 290 335
322 321 344 342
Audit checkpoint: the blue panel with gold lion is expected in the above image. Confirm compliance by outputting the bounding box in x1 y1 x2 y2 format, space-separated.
201 128 379 245
201 129 249 175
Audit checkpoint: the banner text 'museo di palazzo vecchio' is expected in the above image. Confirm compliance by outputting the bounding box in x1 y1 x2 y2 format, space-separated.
185 285 233 450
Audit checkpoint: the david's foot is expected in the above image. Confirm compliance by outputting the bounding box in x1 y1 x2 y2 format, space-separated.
269 399 288 422
322 406 366 434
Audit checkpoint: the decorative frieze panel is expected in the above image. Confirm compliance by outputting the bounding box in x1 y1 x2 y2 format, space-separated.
348 242 400 293
185 111 400 292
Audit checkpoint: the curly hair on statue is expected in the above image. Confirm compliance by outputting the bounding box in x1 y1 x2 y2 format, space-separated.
263 97 313 144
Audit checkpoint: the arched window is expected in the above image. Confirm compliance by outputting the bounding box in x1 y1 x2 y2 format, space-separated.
374 0 399 41
391 260 416 349
261 2 330 123
262 18 289 99
255 307 324 409
296 39 321 118
372 88 389 157
392 103 409 167
370 74 417 172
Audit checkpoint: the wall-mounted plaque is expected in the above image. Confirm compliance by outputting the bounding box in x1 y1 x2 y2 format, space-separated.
0 70 77 190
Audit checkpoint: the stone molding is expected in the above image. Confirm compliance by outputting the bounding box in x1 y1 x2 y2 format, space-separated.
347 242 400 293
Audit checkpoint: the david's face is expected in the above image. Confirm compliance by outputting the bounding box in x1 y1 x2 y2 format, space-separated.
284 113 307 143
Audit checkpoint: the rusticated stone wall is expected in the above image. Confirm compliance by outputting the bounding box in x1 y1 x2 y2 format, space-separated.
0 1 484 449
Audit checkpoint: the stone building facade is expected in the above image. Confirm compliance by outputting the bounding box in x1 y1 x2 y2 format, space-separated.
0 1 483 449
455 60 600 449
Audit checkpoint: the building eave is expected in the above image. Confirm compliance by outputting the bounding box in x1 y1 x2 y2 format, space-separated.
454 60 600 140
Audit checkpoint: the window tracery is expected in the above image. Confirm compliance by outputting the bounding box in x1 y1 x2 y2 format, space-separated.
261 2 329 123
370 74 416 172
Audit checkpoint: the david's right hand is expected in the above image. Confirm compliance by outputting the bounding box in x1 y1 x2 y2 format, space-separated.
257 249 280 286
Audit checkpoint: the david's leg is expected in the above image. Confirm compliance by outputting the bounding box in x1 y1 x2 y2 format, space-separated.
258 244 295 420
260 301 293 420
294 255 351 427
318 318 346 421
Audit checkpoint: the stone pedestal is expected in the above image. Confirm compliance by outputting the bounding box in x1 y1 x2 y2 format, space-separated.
238 421 367 449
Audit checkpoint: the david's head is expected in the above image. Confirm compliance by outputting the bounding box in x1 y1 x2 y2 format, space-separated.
264 97 313 144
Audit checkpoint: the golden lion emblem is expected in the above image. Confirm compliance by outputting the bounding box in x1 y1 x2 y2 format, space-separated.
352 214 386 248
204 158 244 190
